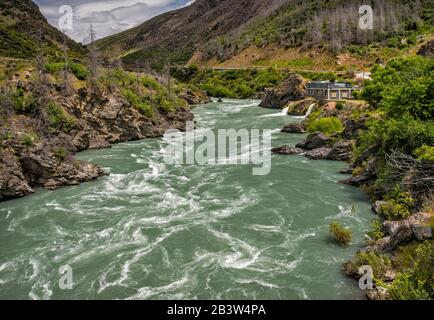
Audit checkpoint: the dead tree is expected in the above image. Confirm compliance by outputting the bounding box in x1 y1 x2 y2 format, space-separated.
61 34 72 95
0 86 14 124
386 150 434 202
88 24 99 89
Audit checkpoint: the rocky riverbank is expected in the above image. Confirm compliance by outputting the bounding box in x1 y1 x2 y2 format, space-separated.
270 96 433 300
0 78 208 202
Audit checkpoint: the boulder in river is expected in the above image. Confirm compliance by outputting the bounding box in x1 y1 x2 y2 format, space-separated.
259 74 306 109
281 123 306 134
296 132 331 150
326 140 355 161
305 147 332 160
367 286 389 300
272 145 304 155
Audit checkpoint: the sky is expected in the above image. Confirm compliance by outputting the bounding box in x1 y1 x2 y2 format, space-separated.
34 0 194 43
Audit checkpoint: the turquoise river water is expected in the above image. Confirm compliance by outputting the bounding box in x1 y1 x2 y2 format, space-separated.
0 99 374 299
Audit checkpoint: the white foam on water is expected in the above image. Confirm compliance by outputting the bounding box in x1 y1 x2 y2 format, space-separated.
235 278 280 289
325 204 365 223
127 276 189 300
97 225 188 292
259 106 290 118
29 281 53 300
246 224 284 234
208 228 263 270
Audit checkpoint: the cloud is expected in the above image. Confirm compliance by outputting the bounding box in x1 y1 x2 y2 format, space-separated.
34 0 193 43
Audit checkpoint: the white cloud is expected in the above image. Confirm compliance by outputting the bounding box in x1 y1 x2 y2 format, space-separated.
75 0 174 18
35 0 193 43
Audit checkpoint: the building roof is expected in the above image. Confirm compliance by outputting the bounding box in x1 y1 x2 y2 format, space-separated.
307 81 354 89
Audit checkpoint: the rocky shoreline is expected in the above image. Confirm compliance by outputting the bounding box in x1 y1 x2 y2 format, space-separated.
0 81 208 202
267 92 433 299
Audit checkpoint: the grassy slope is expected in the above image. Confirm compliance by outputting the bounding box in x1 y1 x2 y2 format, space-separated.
0 0 86 60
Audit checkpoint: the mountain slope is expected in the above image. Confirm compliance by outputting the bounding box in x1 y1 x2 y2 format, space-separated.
96 0 434 70
0 0 86 59
96 0 288 69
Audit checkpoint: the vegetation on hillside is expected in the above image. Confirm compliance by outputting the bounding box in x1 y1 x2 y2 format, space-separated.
0 0 86 60
172 66 290 98
357 56 433 205
204 0 434 62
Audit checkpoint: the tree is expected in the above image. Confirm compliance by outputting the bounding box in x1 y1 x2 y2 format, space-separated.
87 24 99 89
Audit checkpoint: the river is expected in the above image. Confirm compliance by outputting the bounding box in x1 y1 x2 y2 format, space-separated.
0 99 373 300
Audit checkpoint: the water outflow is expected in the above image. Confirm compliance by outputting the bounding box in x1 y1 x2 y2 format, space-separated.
292 103 316 120
0 99 372 300
259 106 290 118
304 103 316 118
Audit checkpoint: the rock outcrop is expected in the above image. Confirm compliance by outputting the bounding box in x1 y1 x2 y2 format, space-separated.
281 123 306 134
0 84 198 201
342 157 379 187
364 212 433 252
286 98 316 116
342 117 367 139
296 132 330 150
271 145 304 155
366 286 390 300
417 40 434 58
179 88 211 105
259 74 306 109
304 140 354 161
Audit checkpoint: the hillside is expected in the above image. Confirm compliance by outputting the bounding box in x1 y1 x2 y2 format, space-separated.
0 0 86 59
96 0 434 71
95 0 288 70
0 0 209 201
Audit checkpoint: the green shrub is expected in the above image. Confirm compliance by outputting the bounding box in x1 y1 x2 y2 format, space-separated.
54 148 66 162
335 101 344 110
70 63 89 80
235 84 254 98
45 62 89 80
12 88 38 115
47 102 75 133
366 219 385 243
123 89 155 117
141 76 159 89
380 201 412 221
308 117 344 135
123 89 141 107
379 186 415 220
329 222 352 246
414 145 434 162
389 241 434 300
354 251 392 281
158 98 174 113
20 133 37 147
358 116 434 156
137 102 154 117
